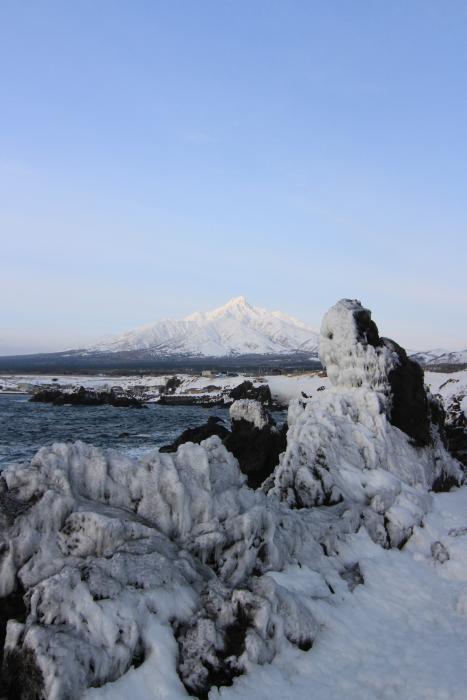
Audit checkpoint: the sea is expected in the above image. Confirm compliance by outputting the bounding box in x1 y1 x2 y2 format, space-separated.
0 393 285 468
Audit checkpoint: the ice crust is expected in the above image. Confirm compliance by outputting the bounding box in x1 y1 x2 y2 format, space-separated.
0 439 340 698
269 299 462 545
319 298 396 392
0 298 464 699
229 400 271 430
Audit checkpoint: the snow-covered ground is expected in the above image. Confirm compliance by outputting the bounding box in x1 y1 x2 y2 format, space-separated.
0 370 330 406
86 486 467 700
0 373 173 394
425 369 467 408
1 368 465 415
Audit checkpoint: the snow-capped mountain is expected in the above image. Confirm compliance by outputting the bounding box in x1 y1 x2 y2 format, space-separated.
409 348 467 366
89 296 319 358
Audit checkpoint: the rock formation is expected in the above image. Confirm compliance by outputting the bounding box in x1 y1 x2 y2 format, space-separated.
159 416 230 452
269 299 463 546
229 381 274 406
224 400 287 488
0 298 464 699
30 386 143 408
444 393 467 468
161 401 287 488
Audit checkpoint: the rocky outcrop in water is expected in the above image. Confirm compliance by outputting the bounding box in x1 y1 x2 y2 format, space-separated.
157 379 277 409
161 401 287 488
159 416 230 452
30 386 143 408
229 381 273 406
157 393 225 407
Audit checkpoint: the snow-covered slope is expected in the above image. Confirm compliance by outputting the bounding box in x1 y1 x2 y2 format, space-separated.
410 348 467 366
89 297 319 357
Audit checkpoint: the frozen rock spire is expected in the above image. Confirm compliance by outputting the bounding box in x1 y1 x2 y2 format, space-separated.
269 299 463 538
319 298 395 392
320 298 433 445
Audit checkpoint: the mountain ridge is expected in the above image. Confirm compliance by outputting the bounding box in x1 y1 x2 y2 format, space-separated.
88 296 320 358
1 297 465 369
409 348 467 367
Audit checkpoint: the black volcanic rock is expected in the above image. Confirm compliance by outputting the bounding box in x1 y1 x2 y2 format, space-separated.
0 587 29 699
159 403 286 489
2 646 45 700
443 394 467 468
161 376 182 395
160 417 230 453
382 339 431 446
344 304 432 446
30 386 143 408
158 394 225 407
229 381 273 406
225 406 287 489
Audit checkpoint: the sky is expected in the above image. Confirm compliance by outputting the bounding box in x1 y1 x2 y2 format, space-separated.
0 0 466 354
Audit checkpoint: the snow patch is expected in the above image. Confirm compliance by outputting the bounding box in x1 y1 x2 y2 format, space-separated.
230 400 270 430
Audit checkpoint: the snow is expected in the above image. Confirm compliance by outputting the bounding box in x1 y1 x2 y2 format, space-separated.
319 298 396 392
1 298 466 700
0 370 330 406
410 348 467 366
33 487 467 700
217 489 467 700
1 437 341 698
88 297 319 357
425 369 467 410
269 382 457 531
2 368 465 416
269 299 462 543
8 466 465 700
229 400 270 430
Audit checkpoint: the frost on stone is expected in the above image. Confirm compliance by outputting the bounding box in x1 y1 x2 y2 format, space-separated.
0 439 339 699
1 298 465 699
319 298 395 393
225 400 287 489
269 299 463 547
229 400 271 430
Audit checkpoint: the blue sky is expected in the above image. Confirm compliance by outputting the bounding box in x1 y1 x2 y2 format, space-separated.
1 1 466 354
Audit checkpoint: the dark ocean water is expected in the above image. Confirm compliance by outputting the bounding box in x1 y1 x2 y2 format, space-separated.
0 394 233 468
0 394 285 469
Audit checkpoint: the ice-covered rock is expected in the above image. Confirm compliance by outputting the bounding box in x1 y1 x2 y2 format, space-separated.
158 401 286 489
0 439 340 699
30 385 143 408
320 298 432 444
444 393 467 468
225 401 287 488
319 298 394 392
229 381 273 406
229 400 272 430
1 298 464 699
269 299 463 546
159 416 230 453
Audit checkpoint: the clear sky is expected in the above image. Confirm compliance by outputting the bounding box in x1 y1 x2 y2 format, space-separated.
1 1 466 354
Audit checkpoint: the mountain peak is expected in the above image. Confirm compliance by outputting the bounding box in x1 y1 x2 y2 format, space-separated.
223 295 249 309
90 298 319 357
